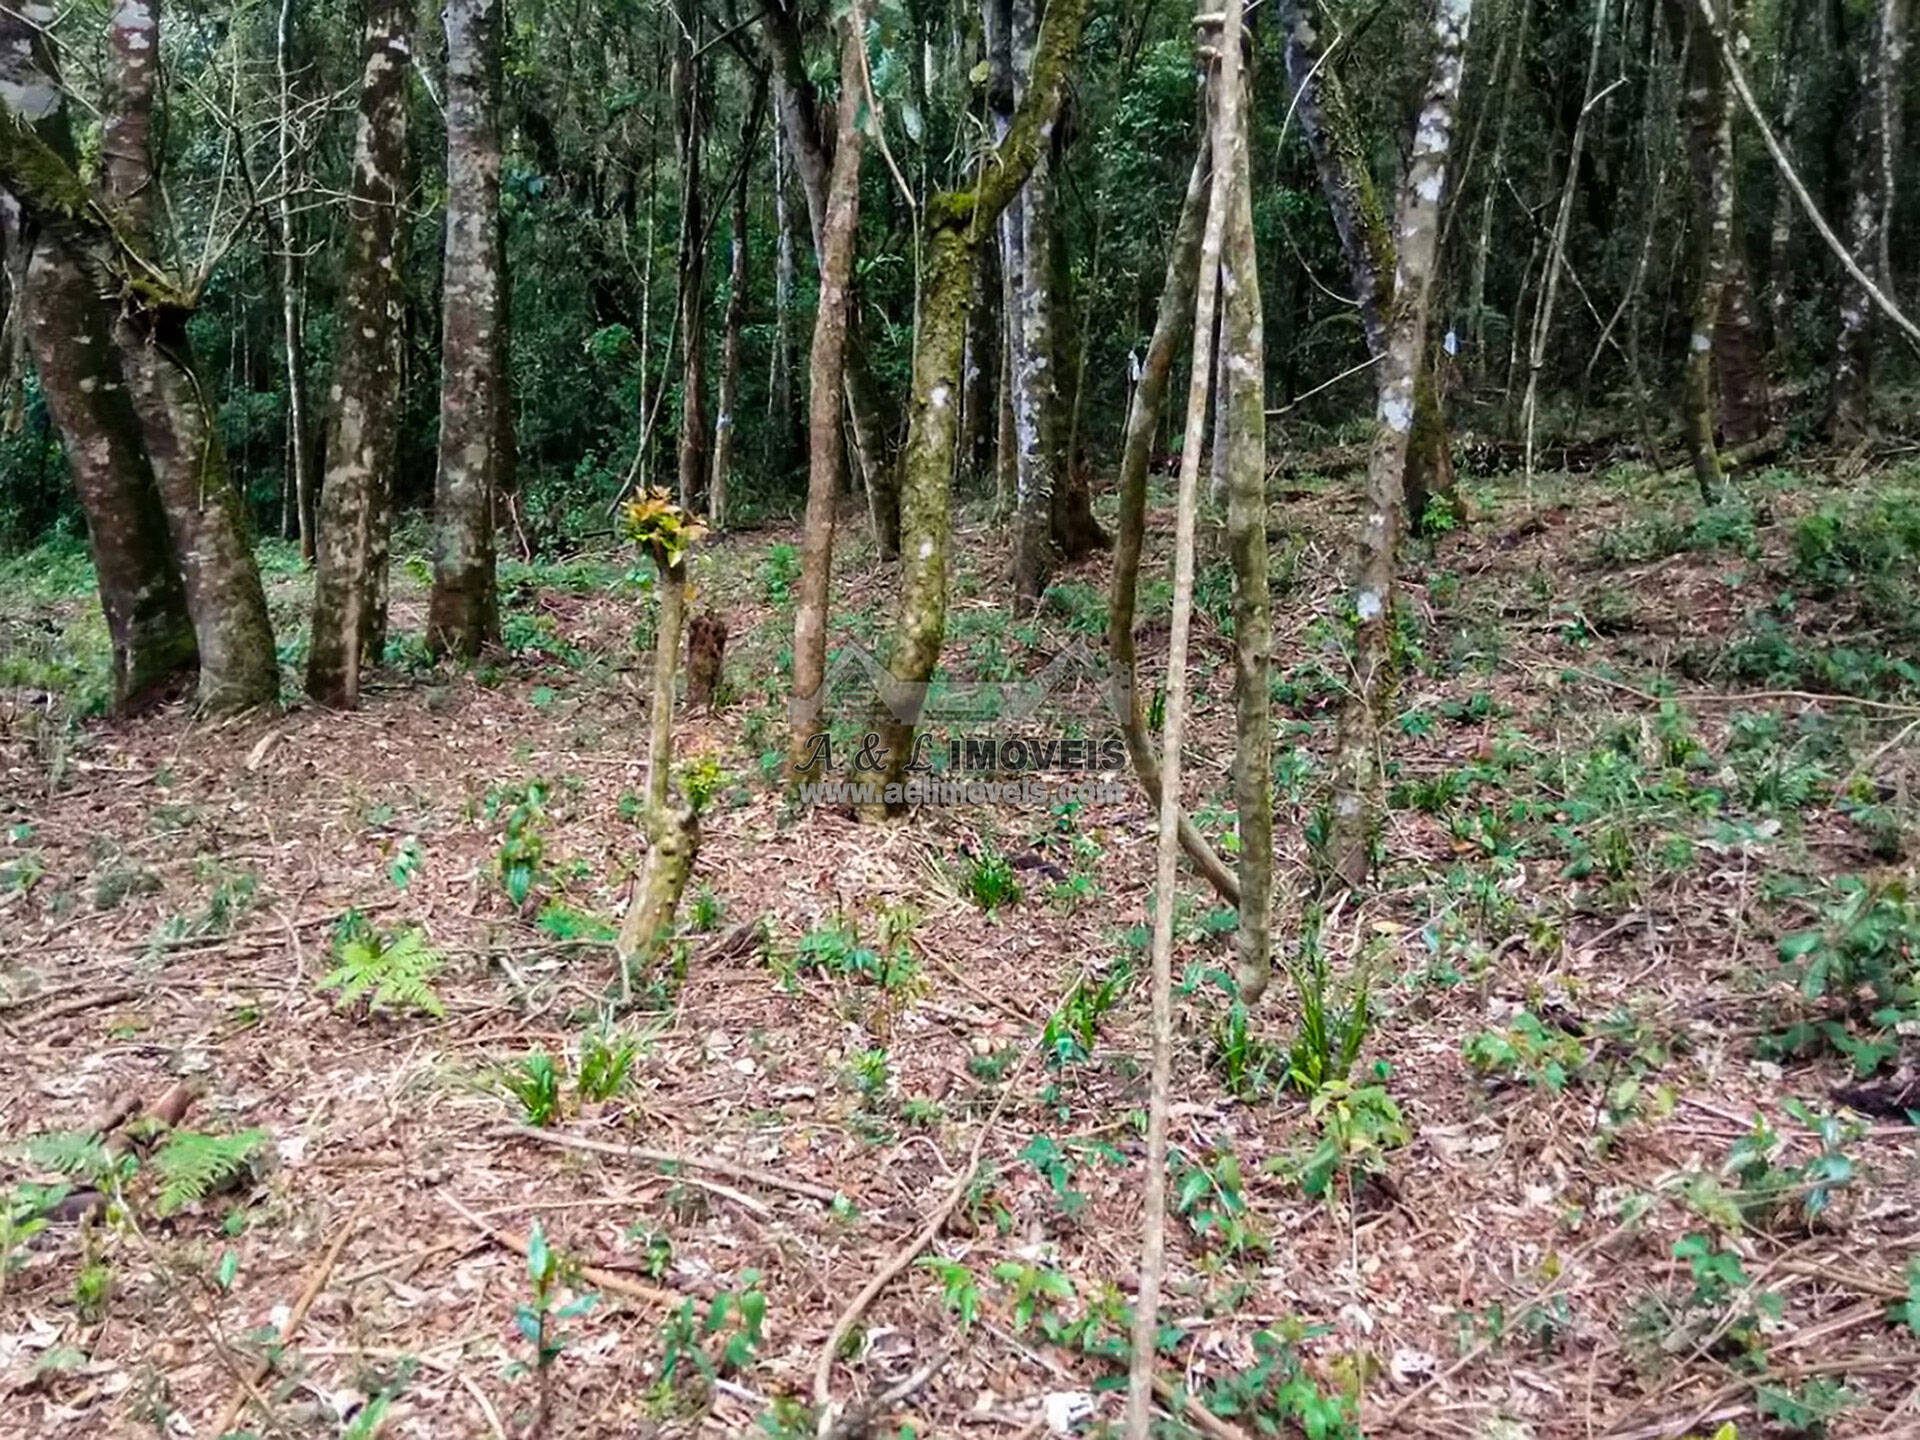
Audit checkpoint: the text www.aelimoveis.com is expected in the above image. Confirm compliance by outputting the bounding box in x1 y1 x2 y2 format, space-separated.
796 777 1133 807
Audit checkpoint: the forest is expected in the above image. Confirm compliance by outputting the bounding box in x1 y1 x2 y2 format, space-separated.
1 0 1918 1434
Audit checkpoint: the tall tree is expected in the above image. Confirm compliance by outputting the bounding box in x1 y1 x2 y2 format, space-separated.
1827 0 1910 439
1663 0 1739 501
850 0 1089 804
275 0 318 562
1278 0 1459 528
0 13 196 714
789 19 866 782
308 0 411 706
1326 0 1473 889
671 0 708 514
710 77 767 528
427 0 509 659
759 0 901 558
96 0 279 712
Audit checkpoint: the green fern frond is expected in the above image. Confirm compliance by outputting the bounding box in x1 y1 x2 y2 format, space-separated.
151 1129 268 1216
320 926 447 1018
24 1130 112 1178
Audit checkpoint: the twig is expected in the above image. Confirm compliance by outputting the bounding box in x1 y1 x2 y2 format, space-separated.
301 1344 506 1440
811 1018 1042 1437
1155 1376 1253 1440
497 1124 840 1205
20 987 141 1027
211 1205 366 1437
439 1191 684 1308
822 1352 947 1440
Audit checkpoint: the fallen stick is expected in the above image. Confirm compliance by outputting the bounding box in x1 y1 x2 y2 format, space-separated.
24 987 142 1028
497 1124 841 1205
822 1353 946 1440
810 1007 1046 1438
1155 1376 1253 1440
210 1205 365 1438
440 1191 684 1308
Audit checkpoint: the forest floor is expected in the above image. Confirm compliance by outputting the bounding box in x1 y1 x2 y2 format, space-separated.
1 456 1918 1440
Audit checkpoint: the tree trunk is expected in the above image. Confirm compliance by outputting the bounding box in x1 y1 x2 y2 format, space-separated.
1125 5 1239 1427
671 0 707 514
307 0 410 707
1107 137 1242 908
1468 0 1531 384
770 121 802 475
758 0 900 556
1827 0 1909 440
426 0 507 659
6 202 196 710
710 82 762 529
1007 0 1064 609
1664 0 1736 501
1326 0 1472 890
850 0 1089 808
789 22 865 782
1216 34 1273 1004
99 0 279 712
1765 0 1808 365
1279 0 1458 530
276 0 317 562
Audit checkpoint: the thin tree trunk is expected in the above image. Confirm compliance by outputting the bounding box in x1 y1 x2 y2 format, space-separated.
1522 0 1611 487
671 0 708 514
1217 38 1273 1004
99 0 279 712
995 301 1016 516
426 0 507 659
770 121 802 472
788 21 865 781
850 0 1089 807
1326 0 1473 891
307 0 410 707
1107 137 1242 909
1468 0 1531 381
1124 5 1238 1429
710 79 763 529
759 0 900 556
1279 0 1458 529
1827 0 1909 439
1765 0 1807 364
1008 0 1064 609
276 0 316 562
1664 0 1734 501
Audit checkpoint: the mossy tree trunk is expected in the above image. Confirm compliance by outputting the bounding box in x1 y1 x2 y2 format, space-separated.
0 11 195 711
427 0 508 660
617 543 697 966
97 0 279 712
1326 0 1473 890
1279 0 1458 530
852 0 1090 809
307 0 409 707
789 21 866 783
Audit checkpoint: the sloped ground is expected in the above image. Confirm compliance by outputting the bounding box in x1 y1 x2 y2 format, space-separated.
1 459 1917 1440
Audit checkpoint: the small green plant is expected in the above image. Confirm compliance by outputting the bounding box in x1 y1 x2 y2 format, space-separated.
916 1256 981 1331
688 885 723 932
1199 1326 1358 1439
150 1129 269 1217
1172 1148 1263 1257
494 782 550 909
844 1047 890 1103
1756 1378 1861 1437
1766 877 1918 1071
789 916 918 992
515 1222 598 1437
760 543 801 605
1282 925 1371 1096
1 1182 68 1292
655 1273 768 1400
320 925 448 1019
1464 1009 1589 1091
506 1052 565 1126
963 847 1023 912
576 1029 638 1103
991 1260 1075 1333
1285 1080 1409 1202
1211 1000 1282 1099
1042 958 1132 1067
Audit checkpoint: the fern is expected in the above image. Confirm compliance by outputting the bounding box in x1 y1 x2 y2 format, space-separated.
320 926 447 1018
151 1130 268 1216
24 1130 113 1179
